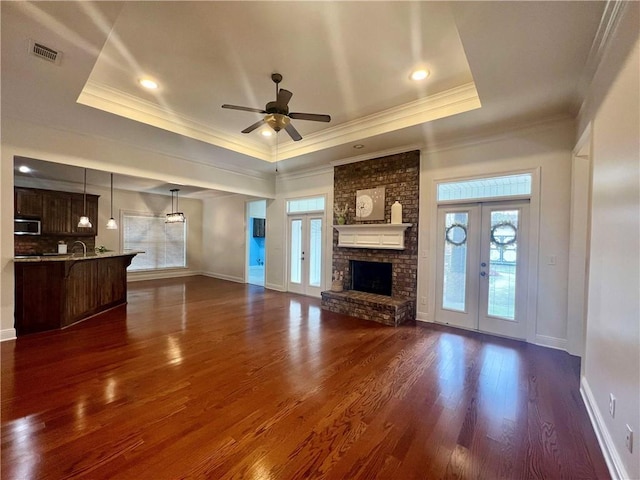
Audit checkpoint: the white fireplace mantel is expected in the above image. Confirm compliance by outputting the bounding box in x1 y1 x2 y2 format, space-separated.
333 223 412 250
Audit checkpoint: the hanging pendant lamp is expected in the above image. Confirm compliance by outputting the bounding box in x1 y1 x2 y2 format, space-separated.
77 168 92 228
106 173 118 230
165 188 185 223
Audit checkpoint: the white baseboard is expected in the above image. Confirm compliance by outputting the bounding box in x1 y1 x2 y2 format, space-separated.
534 334 568 351
265 282 286 292
201 272 245 284
415 314 433 323
127 269 201 282
1 328 17 342
580 377 628 480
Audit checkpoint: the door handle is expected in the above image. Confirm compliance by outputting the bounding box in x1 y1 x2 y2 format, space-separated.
481 262 487 267
480 271 487 277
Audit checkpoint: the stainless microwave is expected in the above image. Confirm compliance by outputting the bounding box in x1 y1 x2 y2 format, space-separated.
14 218 41 235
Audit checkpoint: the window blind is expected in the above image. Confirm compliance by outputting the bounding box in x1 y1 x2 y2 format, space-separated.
122 212 186 271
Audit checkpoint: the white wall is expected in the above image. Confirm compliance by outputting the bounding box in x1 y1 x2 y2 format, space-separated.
0 148 14 340
417 119 574 349
579 7 639 478
267 168 334 293
201 195 248 283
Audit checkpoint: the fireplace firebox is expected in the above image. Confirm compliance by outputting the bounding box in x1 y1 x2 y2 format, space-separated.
350 260 392 296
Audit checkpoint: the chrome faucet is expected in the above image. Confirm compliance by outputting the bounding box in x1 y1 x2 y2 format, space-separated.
72 241 87 256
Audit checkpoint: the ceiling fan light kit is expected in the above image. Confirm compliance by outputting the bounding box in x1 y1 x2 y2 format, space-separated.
221 73 331 141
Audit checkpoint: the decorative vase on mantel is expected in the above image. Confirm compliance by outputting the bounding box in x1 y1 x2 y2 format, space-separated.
391 201 403 224
337 216 346 225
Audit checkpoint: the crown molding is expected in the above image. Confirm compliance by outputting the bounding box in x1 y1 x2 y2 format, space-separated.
78 81 480 164
77 81 271 162
419 114 574 156
575 0 629 113
275 165 334 182
276 83 481 161
331 144 423 168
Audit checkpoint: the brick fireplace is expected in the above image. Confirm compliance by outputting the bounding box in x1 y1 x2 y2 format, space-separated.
321 150 419 326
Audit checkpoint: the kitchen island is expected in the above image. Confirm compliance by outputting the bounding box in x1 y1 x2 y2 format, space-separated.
14 251 140 336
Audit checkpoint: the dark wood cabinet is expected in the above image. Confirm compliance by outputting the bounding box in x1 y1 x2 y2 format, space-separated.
14 254 136 336
71 194 99 236
14 188 43 218
42 192 72 234
18 187 99 236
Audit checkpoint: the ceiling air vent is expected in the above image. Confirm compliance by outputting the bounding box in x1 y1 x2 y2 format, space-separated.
29 39 62 65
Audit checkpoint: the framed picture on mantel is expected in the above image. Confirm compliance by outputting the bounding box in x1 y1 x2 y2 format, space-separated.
355 187 385 221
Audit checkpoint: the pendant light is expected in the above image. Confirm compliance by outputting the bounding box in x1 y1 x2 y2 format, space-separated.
106 173 118 229
165 188 185 223
77 168 92 228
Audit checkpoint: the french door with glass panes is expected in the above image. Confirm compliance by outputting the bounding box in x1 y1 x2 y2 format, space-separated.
288 214 323 297
435 201 529 339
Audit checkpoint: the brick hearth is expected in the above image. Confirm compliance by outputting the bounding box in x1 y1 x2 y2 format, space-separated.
321 290 413 327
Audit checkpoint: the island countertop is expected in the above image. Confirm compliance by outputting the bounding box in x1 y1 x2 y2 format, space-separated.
13 251 144 262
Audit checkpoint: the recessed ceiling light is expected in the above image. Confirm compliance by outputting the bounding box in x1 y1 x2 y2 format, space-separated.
353 144 364 149
410 69 429 81
261 130 273 137
18 165 31 173
139 78 159 90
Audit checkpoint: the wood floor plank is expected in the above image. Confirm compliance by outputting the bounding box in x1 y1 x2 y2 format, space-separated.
1 276 610 479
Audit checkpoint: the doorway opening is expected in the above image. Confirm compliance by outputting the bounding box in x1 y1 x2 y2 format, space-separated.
246 200 266 286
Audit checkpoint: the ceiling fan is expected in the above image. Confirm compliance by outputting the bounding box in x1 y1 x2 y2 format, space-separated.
221 73 331 141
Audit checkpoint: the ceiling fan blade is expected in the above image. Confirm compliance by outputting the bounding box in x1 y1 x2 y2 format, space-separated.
241 119 266 134
284 122 302 142
276 89 293 108
289 112 331 122
222 104 266 114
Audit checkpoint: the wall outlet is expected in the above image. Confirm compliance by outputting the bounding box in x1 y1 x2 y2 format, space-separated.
609 393 616 418
626 425 633 453
420 296 427 305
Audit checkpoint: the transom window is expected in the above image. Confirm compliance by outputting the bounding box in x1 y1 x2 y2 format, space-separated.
437 173 532 203
286 196 325 214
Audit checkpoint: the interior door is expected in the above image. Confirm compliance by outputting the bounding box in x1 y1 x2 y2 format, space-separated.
435 201 529 339
288 214 323 297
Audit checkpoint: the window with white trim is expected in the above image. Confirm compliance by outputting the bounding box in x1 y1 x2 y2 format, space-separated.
437 173 532 202
122 212 186 271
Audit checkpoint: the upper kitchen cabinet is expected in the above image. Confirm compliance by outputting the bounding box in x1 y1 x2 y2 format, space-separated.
14 188 43 218
18 187 99 236
42 191 72 234
71 194 99 236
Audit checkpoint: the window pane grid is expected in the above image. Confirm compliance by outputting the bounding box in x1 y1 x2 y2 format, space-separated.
487 210 518 320
123 213 186 271
287 197 325 213
442 212 468 312
438 174 532 202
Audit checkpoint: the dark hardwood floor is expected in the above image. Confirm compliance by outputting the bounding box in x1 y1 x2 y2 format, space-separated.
1 276 609 479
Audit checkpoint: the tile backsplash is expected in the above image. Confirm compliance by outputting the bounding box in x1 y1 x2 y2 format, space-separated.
15 235 96 256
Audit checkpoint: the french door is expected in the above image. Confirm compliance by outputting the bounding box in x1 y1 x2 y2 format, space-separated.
288 214 323 296
435 201 529 339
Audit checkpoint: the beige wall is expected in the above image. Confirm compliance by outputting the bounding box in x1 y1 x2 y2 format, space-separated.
201 194 248 283
417 119 574 348
579 7 639 478
267 168 334 293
